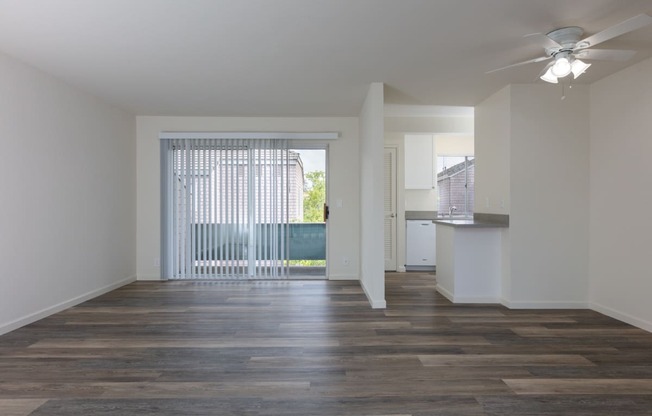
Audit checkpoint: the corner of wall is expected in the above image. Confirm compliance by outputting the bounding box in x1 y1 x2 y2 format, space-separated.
358 82 386 306
590 302 652 333
361 278 387 309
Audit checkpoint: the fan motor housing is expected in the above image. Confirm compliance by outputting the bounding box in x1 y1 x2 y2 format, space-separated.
546 26 584 48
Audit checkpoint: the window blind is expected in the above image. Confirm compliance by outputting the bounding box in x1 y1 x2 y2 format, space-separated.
161 138 290 279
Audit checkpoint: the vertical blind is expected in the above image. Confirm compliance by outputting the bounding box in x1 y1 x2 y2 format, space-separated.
161 138 290 279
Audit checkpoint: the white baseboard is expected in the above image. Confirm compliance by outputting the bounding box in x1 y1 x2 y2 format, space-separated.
396 266 406 273
435 284 455 302
456 295 500 304
502 300 589 309
435 284 499 304
0 275 137 336
590 302 652 333
360 280 386 309
328 274 359 281
137 274 163 281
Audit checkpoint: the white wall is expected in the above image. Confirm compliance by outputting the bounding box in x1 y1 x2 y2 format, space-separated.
475 86 512 301
404 191 436 211
589 57 652 331
385 116 473 134
136 116 360 281
359 83 386 308
475 86 511 216
509 84 590 307
435 135 474 156
474 84 590 308
0 52 136 335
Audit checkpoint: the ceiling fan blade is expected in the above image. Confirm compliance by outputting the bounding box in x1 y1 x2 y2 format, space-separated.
574 48 637 61
576 14 652 49
485 56 551 74
523 32 561 49
537 62 554 78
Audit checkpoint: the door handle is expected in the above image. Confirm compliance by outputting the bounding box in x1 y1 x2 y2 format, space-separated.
323 203 329 222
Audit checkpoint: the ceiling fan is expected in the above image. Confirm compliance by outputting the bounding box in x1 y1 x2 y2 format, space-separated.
487 13 652 83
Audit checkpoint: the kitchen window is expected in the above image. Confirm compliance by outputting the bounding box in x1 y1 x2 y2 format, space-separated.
436 156 474 217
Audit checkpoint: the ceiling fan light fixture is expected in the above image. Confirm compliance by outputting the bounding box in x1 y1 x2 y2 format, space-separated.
551 56 572 77
486 13 652 85
540 67 559 84
571 59 591 78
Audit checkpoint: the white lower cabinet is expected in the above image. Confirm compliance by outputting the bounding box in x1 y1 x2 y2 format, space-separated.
406 220 436 268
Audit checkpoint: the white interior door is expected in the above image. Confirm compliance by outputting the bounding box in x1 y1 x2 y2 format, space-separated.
384 147 397 271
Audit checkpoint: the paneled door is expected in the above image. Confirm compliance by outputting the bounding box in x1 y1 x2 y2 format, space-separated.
384 147 397 271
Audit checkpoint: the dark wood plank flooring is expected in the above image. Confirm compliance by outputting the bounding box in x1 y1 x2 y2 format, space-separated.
1 273 652 415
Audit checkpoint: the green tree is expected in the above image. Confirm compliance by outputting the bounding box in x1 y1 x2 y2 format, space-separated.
303 171 325 223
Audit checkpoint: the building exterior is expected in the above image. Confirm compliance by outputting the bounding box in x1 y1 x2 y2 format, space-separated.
175 149 304 225
437 157 475 216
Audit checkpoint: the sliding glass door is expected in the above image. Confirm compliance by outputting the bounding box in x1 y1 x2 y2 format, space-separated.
287 148 326 278
161 138 327 280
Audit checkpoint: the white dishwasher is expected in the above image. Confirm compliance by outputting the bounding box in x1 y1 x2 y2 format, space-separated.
406 220 436 271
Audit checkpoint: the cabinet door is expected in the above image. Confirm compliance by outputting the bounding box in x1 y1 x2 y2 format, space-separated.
404 135 433 189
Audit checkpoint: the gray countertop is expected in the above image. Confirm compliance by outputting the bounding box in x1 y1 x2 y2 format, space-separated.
432 219 508 228
432 213 509 228
405 210 438 220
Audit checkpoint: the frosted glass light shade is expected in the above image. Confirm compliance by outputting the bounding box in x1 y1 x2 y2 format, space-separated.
540 67 559 84
551 57 572 77
571 59 591 78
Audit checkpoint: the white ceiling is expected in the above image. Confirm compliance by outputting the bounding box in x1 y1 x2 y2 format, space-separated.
1 0 651 116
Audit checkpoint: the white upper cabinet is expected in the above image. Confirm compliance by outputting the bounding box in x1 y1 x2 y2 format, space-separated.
404 134 433 189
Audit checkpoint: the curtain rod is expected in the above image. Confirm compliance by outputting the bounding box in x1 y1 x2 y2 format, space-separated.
159 132 339 140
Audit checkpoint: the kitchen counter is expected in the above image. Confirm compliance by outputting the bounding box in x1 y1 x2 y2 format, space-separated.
433 213 509 228
434 213 508 304
405 210 438 220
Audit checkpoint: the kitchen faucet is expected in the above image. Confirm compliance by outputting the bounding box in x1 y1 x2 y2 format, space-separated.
449 206 457 218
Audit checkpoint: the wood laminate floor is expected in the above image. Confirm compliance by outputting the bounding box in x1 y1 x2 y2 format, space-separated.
2 273 652 415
